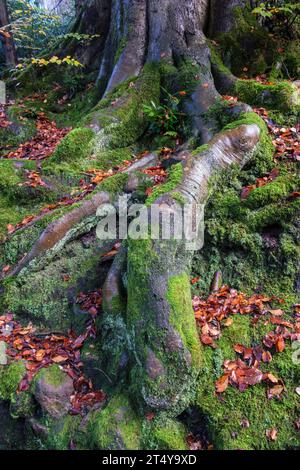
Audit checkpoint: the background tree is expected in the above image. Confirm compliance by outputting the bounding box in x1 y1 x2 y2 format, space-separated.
0 0 17 67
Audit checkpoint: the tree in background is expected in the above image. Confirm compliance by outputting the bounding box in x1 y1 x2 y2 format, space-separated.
0 0 17 67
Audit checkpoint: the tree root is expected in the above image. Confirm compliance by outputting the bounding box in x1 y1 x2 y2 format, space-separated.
2 152 159 279
98 122 261 414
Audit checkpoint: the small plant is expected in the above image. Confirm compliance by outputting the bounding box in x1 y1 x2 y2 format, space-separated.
16 55 83 70
143 87 184 136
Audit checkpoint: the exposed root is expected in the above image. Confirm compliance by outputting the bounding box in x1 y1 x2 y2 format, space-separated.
3 152 160 279
102 245 127 314
6 191 111 278
175 124 261 203
124 123 261 412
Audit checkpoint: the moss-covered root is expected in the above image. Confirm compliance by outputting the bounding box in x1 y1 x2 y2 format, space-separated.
4 191 111 279
127 238 202 414
235 79 300 113
84 63 161 151
123 119 262 414
85 393 189 450
99 246 129 381
209 46 237 95
209 45 300 113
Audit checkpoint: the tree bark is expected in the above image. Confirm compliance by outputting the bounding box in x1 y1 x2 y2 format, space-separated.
56 0 112 70
0 0 17 68
208 0 249 37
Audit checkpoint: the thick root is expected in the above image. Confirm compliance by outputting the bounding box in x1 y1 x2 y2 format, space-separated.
123 122 261 413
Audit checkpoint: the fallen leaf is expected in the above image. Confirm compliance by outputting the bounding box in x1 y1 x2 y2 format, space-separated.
215 374 229 393
276 336 285 353
52 355 68 363
266 428 277 441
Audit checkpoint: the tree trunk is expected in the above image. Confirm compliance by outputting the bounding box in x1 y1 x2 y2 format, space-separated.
0 0 17 68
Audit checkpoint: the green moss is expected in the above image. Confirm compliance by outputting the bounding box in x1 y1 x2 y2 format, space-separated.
146 163 183 205
0 202 76 267
47 414 83 450
10 391 35 419
249 198 300 232
0 105 36 151
160 60 179 94
2 233 106 331
215 7 277 77
87 394 141 450
223 110 267 134
210 46 232 75
0 361 26 401
177 58 204 94
126 237 156 321
86 63 161 151
114 37 127 65
167 273 202 366
244 174 300 209
0 195 28 243
37 414 84 450
149 417 189 450
267 109 299 128
235 79 300 112
33 365 67 388
93 147 133 171
194 316 300 450
171 192 187 206
99 172 129 194
0 160 50 203
127 238 202 413
191 108 300 317
283 40 300 79
50 127 95 164
192 144 209 156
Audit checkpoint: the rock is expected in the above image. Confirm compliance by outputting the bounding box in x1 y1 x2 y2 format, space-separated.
33 365 74 418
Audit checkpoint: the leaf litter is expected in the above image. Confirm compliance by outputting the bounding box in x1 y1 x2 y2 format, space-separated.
193 285 300 399
0 288 106 416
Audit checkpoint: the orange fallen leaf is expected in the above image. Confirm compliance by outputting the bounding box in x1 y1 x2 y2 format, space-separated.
52 355 68 363
268 309 283 316
267 384 284 399
35 349 46 361
7 223 15 234
262 351 272 363
215 374 229 393
275 336 285 353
